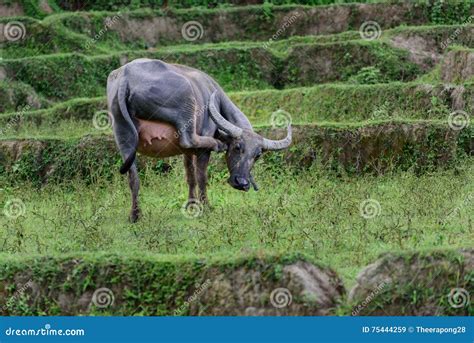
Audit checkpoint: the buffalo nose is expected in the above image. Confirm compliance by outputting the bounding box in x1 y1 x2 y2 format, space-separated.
236 177 248 187
233 176 250 191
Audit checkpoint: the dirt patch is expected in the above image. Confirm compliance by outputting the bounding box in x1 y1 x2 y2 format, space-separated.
0 3 24 17
115 16 180 46
302 6 351 36
441 49 474 83
0 67 7 81
390 34 441 69
450 85 467 111
355 2 427 28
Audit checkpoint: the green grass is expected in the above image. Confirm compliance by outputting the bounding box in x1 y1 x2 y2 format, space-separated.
0 119 100 139
1 160 473 286
0 118 458 139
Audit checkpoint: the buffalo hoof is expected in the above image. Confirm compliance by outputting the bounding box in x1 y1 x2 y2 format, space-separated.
129 209 141 223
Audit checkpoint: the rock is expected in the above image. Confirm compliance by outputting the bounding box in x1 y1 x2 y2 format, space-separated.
190 260 345 315
349 249 473 316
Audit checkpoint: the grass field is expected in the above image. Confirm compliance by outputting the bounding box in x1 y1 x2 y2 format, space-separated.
2 159 473 286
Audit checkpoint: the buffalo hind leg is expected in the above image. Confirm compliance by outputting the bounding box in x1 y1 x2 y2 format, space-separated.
196 151 211 204
184 154 197 201
128 163 140 223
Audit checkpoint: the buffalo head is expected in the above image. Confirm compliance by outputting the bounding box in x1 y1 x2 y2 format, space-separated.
209 91 292 192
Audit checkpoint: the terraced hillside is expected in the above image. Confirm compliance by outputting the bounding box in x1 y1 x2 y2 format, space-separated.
0 0 473 316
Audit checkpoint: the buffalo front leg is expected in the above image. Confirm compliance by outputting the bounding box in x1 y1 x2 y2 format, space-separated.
128 163 140 223
196 151 211 204
184 154 197 201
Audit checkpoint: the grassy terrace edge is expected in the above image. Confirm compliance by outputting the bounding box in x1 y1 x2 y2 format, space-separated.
0 251 321 315
0 122 472 185
0 40 421 103
3 0 457 18
1 15 473 59
2 82 473 127
2 23 474 112
0 1 474 44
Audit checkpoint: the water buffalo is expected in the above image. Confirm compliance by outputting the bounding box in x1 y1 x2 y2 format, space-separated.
107 58 291 222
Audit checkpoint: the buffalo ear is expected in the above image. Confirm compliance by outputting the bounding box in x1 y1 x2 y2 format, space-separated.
215 140 228 153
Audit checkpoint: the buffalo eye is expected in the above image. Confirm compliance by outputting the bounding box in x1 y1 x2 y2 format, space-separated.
234 143 242 152
255 150 262 159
